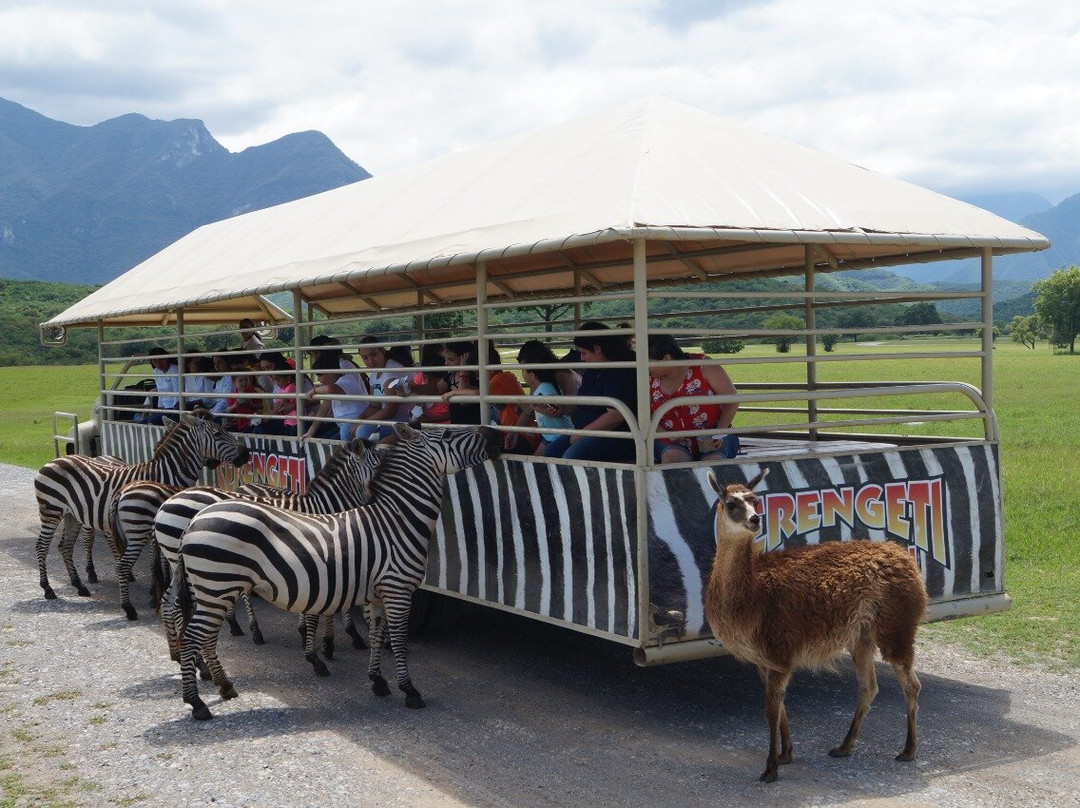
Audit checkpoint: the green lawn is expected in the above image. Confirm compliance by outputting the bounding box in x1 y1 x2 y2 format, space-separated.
3 340 1078 669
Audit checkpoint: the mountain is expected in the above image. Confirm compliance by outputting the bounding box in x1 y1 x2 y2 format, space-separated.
0 97 370 285
888 190 1078 286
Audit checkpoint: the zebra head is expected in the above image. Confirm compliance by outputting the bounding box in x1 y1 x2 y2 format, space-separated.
390 423 500 475
168 413 250 468
318 437 385 505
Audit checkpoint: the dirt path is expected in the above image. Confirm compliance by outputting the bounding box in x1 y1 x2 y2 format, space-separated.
3 462 1078 807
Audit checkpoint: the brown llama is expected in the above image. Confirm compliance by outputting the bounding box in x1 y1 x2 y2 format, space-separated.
704 468 927 782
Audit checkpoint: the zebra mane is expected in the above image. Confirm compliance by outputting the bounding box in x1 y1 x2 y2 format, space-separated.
150 416 194 460
309 439 365 486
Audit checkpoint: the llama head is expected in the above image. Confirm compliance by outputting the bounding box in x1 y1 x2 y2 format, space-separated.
708 468 769 541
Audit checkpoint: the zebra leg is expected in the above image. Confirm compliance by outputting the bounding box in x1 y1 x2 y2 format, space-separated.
384 594 424 708
302 615 329 677
224 606 245 637
149 541 168 611
83 525 99 584
343 608 368 651
320 613 335 660
243 594 264 645
36 506 64 599
181 603 237 721
58 522 91 597
161 579 183 663
117 535 148 620
365 604 391 697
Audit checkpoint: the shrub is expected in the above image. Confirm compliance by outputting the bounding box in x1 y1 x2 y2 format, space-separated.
700 337 745 355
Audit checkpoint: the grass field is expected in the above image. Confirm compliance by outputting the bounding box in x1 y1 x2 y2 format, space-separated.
2 339 1077 668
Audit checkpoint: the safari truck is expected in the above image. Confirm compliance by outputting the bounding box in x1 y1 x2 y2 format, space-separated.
41 98 1048 665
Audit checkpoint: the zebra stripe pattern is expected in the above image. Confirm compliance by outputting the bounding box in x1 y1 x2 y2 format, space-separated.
172 423 500 720
148 439 382 670
34 414 249 600
430 443 1002 645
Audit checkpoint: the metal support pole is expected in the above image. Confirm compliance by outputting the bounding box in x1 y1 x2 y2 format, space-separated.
805 247 818 438
981 246 994 409
632 237 652 646
477 260 490 425
293 289 305 439
176 310 186 411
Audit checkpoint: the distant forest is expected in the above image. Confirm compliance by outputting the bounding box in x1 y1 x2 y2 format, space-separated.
1 273 1037 367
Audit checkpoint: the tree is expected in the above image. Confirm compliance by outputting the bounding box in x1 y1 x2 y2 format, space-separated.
1032 266 1080 354
821 333 840 352
761 313 804 353
896 302 943 332
513 303 573 333
837 309 877 342
701 337 745 354
1009 315 1042 350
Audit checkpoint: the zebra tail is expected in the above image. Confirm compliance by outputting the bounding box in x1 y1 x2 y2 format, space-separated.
106 496 127 557
174 557 195 635
149 542 168 613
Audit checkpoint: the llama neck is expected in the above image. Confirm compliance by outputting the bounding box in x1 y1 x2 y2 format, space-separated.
707 534 759 618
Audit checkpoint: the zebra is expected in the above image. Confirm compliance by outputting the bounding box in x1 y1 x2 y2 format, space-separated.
170 422 500 720
34 413 249 600
143 438 383 668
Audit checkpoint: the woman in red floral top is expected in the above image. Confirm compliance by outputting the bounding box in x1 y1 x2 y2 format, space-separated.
647 334 739 464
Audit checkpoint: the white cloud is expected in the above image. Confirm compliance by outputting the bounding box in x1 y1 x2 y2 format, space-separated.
2 0 1079 202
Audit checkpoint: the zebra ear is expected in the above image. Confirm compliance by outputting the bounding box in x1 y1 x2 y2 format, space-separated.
161 415 177 429
347 438 366 455
393 422 420 443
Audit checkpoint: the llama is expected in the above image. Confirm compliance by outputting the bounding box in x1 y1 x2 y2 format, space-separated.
704 468 927 783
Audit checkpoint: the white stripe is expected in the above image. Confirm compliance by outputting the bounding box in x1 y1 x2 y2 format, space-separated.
649 470 705 633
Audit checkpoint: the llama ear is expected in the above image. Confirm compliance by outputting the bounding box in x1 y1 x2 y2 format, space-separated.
746 468 770 490
707 470 724 497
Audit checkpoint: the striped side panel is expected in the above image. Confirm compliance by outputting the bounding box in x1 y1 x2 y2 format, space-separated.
430 460 639 640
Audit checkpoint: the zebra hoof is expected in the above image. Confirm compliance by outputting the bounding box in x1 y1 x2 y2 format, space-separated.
370 675 391 697
321 639 335 660
404 692 426 710
228 623 245 638
311 659 330 678
220 684 239 701
76 585 91 597
189 701 214 721
251 628 265 646
43 587 57 600
123 604 138 621
86 571 98 584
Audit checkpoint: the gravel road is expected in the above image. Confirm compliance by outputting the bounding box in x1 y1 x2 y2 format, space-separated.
2 461 1079 808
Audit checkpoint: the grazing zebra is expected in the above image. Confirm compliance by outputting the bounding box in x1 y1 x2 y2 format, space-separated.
34 413 249 600
146 438 382 668
171 423 499 720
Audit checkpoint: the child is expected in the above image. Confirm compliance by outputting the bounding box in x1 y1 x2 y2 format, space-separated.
521 365 574 455
225 371 266 432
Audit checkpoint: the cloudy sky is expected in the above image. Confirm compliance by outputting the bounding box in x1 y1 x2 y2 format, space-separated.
3 0 1078 204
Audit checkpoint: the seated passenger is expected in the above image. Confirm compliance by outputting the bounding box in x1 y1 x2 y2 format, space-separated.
303 353 370 441
134 347 179 425
544 322 637 463
199 353 237 421
441 342 535 453
406 344 450 424
183 355 216 410
355 336 412 441
647 334 739 464
516 340 576 455
224 369 266 432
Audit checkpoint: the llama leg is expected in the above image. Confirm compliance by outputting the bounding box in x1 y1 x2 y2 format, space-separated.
777 701 793 764
242 594 264 645
384 594 423 709
365 604 391 697
36 506 63 599
830 631 879 758
760 668 792 782
892 662 921 761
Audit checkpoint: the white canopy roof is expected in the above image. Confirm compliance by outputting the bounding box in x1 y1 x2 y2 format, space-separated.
45 96 1049 328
